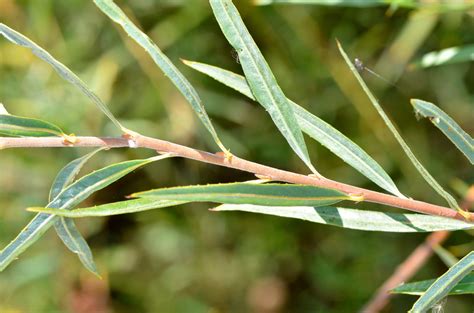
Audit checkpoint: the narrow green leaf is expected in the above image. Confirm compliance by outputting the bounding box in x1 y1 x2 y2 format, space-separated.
254 0 474 10
392 273 474 296
0 23 125 133
132 183 352 206
29 199 187 217
49 149 105 276
93 0 228 154
254 0 414 7
54 217 99 276
0 154 171 271
433 245 459 268
29 179 270 218
182 60 405 198
0 114 64 137
410 252 474 312
337 41 462 213
182 60 254 99
412 44 474 68
209 0 317 174
411 99 473 164
213 204 474 232
49 148 105 201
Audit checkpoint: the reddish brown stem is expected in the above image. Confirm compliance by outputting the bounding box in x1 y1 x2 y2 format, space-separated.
1 135 473 222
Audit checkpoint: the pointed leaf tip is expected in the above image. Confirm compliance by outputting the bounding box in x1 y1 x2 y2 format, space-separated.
210 0 317 174
133 183 351 207
0 23 124 132
338 42 461 211
1 154 172 271
183 60 405 198
411 99 473 164
93 0 228 154
410 252 474 312
214 204 474 232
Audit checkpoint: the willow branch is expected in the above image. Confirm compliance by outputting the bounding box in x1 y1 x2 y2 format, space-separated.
1 135 472 221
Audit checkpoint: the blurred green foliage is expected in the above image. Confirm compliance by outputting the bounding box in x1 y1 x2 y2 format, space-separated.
0 0 472 312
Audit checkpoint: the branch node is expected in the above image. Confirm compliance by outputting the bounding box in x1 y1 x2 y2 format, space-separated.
215 151 233 162
349 193 365 203
255 174 272 180
457 208 472 221
308 173 323 180
62 133 78 146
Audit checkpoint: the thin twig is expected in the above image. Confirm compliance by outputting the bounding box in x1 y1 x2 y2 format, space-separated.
361 186 474 313
1 135 473 221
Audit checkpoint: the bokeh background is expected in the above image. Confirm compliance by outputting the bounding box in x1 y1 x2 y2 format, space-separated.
0 0 473 312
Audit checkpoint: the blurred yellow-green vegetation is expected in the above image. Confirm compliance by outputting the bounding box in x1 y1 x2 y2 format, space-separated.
0 0 473 312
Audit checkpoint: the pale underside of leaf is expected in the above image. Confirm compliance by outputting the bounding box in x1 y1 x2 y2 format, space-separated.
182 60 405 198
0 23 125 133
409 252 474 312
336 41 461 212
254 0 401 6
212 204 474 232
0 104 9 115
0 155 171 271
411 99 473 164
93 0 227 153
413 44 474 68
209 0 317 174
132 183 351 207
254 0 474 10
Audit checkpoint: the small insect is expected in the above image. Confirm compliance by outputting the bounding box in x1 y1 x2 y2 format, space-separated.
354 58 365 73
354 58 406 96
354 58 395 86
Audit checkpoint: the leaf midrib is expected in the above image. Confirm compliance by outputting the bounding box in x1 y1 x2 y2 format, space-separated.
219 1 303 156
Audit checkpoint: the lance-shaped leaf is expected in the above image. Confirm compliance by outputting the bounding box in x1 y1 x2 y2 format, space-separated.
53 218 99 276
29 198 187 218
132 183 354 206
29 179 268 218
254 0 408 6
254 0 474 10
410 252 474 312
0 114 64 137
49 149 105 201
433 245 459 268
183 60 405 198
0 154 171 272
212 204 474 232
93 0 228 154
392 273 474 296
411 99 473 164
412 44 474 69
49 149 105 276
209 0 317 174
0 24 125 133
337 41 463 215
